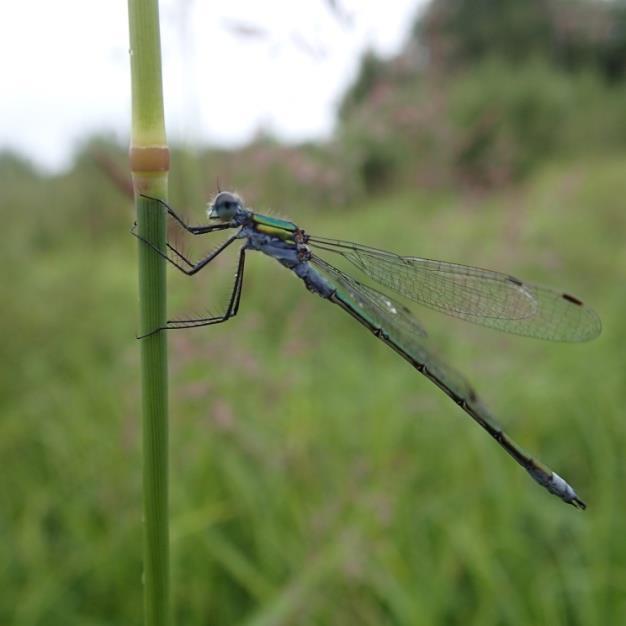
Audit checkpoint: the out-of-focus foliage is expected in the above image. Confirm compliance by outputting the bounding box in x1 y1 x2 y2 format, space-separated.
77 134 357 213
339 0 626 191
2 146 626 625
3 1 626 623
417 0 626 80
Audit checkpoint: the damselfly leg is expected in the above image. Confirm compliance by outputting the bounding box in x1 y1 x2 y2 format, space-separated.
133 195 245 337
136 245 247 338
139 195 233 235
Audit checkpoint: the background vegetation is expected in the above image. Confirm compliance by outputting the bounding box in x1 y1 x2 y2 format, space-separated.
2 0 626 624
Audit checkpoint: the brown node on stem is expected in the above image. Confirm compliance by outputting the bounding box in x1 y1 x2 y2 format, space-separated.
129 145 170 173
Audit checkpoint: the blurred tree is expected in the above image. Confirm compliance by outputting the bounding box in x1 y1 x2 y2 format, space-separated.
339 51 387 120
417 0 554 69
417 0 626 80
550 0 626 81
337 0 626 191
341 0 626 119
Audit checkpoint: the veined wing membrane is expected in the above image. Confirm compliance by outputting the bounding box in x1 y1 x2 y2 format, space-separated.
309 237 601 342
310 254 585 508
311 254 475 403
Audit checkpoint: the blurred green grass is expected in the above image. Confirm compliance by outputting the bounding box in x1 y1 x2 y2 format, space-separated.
2 154 626 625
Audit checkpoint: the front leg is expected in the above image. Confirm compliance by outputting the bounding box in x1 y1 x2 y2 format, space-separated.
131 195 242 274
139 194 233 235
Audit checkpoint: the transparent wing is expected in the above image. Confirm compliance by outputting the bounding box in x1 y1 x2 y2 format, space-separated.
309 236 601 342
311 254 477 403
310 254 586 509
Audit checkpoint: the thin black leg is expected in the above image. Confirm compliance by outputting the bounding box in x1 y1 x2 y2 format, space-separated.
131 195 240 272
132 227 240 276
230 246 246 317
139 194 233 234
138 247 247 338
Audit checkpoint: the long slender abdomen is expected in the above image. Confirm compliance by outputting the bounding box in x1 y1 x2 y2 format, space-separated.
328 289 586 509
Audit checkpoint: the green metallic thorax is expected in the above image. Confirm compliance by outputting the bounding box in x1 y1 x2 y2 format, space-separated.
251 213 298 241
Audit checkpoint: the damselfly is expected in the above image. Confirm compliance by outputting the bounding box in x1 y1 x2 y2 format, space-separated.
134 192 601 509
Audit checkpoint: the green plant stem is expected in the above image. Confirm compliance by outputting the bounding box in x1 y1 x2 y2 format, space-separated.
137 190 169 626
128 0 167 146
128 1 170 625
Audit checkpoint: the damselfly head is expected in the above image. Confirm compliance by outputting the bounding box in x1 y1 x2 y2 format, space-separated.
208 191 243 221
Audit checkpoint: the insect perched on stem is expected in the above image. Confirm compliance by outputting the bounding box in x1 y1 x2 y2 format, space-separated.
134 192 601 509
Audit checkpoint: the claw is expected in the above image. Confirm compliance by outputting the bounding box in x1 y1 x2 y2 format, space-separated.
136 326 164 340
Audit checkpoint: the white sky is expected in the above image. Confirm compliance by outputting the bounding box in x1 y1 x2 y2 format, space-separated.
0 0 425 172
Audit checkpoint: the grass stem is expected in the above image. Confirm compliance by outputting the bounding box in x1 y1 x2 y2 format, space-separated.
128 1 171 625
